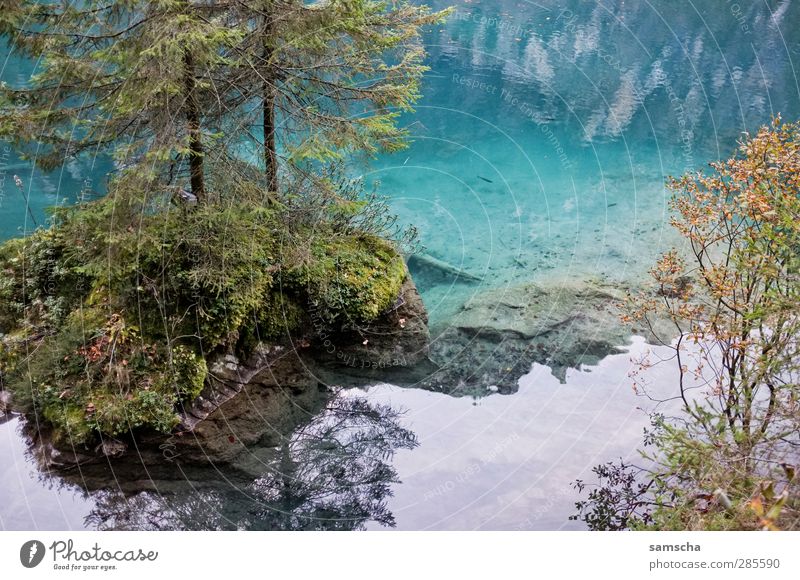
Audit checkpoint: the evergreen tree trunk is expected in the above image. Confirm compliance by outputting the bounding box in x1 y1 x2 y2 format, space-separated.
263 10 278 194
183 49 205 199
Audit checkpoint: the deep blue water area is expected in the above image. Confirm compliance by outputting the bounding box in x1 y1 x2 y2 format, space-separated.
371 0 800 324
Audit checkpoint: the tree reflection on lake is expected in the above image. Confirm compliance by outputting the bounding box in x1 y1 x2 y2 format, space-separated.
82 391 417 531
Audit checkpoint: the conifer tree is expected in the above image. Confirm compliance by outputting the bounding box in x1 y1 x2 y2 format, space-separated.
0 1 240 200
0 1 449 199
220 0 448 193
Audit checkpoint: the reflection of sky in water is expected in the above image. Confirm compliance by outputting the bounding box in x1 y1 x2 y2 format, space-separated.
2 0 800 530
1 338 682 530
0 417 93 530
363 338 682 530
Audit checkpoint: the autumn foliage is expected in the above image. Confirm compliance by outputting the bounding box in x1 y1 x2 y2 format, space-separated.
577 119 800 530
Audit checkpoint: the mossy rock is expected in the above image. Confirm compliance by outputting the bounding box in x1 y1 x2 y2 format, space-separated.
0 187 416 448
5 308 196 445
155 344 208 401
286 234 407 326
237 289 307 353
86 390 180 439
42 402 94 446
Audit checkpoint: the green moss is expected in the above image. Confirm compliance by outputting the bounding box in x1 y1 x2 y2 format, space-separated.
238 289 306 353
158 345 208 401
287 234 406 326
87 390 179 438
4 307 191 444
42 402 93 446
0 184 412 447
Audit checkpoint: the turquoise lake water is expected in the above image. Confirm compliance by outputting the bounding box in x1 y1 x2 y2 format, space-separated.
2 0 800 530
375 0 800 325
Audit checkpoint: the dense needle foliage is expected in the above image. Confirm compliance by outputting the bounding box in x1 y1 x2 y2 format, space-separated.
0 0 447 447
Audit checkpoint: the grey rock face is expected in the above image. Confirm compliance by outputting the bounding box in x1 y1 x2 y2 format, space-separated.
177 275 431 462
174 345 325 464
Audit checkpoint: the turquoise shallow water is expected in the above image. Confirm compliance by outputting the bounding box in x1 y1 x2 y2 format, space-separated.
375 0 800 324
2 0 800 530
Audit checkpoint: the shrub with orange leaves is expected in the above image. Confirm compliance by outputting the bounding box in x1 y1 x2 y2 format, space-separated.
575 119 800 531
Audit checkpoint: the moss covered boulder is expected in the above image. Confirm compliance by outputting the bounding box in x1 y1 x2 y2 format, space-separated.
0 192 428 459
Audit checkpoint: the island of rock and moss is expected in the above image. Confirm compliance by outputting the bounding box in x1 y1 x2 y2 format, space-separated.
0 180 429 465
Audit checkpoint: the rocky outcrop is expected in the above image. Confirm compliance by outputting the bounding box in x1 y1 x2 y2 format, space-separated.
28 275 429 471
174 344 325 464
309 275 434 385
25 274 669 473
179 344 302 432
172 274 431 461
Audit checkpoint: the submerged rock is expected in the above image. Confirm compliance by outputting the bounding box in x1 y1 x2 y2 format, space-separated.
407 253 483 292
417 279 667 394
313 276 672 396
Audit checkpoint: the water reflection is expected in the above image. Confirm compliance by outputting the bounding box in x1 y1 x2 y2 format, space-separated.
424 0 799 147
376 0 800 329
77 392 418 531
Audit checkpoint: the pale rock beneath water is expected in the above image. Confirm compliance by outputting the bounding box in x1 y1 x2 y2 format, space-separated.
454 279 629 344
421 278 672 394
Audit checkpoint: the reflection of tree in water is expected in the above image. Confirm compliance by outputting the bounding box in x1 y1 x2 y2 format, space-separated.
85 489 228 531
249 393 418 530
85 391 418 530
